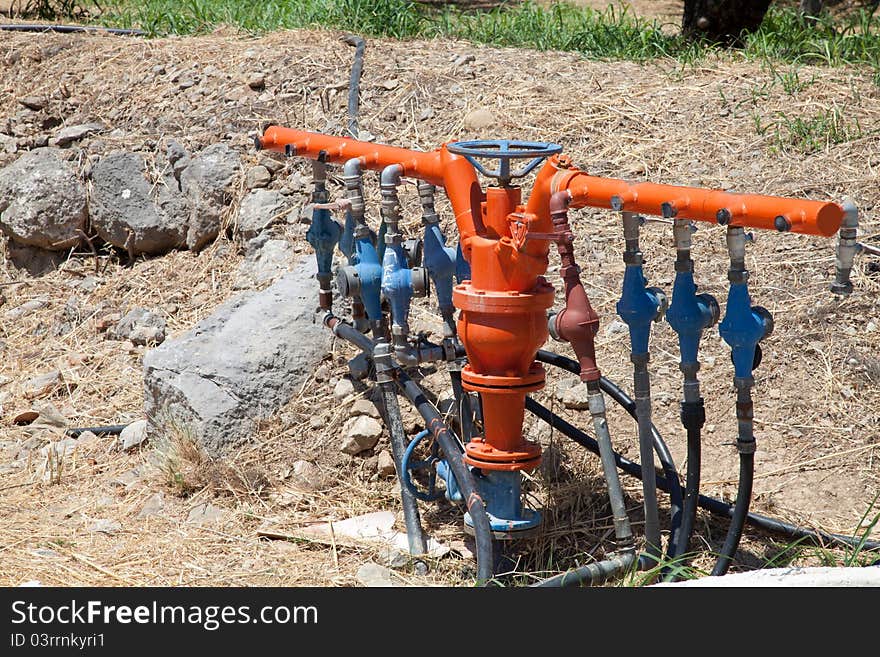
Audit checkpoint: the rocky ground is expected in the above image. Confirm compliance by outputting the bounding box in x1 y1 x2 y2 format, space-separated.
0 24 878 586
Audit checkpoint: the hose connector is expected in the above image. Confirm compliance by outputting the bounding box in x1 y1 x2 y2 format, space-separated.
830 200 858 296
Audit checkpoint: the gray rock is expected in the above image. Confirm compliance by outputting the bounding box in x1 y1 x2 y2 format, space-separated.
290 460 324 491
180 143 241 251
4 297 49 321
24 370 64 399
0 148 87 250
233 237 295 289
50 122 104 147
0 134 17 154
120 420 148 451
340 416 383 455
562 383 590 410
247 73 266 90
378 548 409 569
333 378 356 401
350 398 380 419
554 377 577 402
88 519 122 534
604 319 629 337
235 189 291 239
186 502 227 525
18 96 47 111
5 242 65 276
112 307 166 346
111 466 144 489
137 493 165 518
89 151 187 255
258 155 284 174
356 562 397 587
464 108 496 130
143 257 330 456
245 165 271 190
377 450 396 478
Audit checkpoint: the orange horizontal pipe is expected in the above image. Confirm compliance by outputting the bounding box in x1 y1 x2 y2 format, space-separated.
550 168 842 237
258 126 483 249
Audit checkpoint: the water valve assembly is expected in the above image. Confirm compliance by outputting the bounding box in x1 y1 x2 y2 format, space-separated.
256 106 877 585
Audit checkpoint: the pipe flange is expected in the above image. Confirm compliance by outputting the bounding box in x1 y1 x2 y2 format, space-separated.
336 265 361 298
698 293 721 327
411 266 430 298
403 238 423 268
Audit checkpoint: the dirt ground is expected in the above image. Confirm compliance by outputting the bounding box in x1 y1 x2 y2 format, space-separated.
0 18 878 586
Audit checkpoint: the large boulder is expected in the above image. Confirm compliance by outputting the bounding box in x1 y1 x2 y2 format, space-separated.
89 151 188 255
143 256 330 456
235 188 292 239
179 143 240 251
0 148 87 250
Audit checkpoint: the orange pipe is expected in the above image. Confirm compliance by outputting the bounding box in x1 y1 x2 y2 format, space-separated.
546 167 842 237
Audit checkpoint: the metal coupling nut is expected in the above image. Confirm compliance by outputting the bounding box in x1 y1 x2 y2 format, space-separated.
411 267 430 298
336 265 361 298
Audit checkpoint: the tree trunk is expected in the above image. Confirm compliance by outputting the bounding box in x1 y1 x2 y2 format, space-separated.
682 0 773 45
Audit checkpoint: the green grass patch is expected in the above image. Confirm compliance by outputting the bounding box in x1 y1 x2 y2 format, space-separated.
755 105 865 153
70 1 879 74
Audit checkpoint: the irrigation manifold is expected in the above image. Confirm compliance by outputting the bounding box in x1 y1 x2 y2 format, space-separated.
255 39 879 586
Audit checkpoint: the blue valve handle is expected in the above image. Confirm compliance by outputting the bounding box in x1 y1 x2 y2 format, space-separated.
401 430 444 502
446 139 563 184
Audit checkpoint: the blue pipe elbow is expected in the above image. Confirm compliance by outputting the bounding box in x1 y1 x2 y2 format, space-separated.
423 223 457 311
616 265 666 357
718 282 773 378
666 271 719 366
305 207 342 277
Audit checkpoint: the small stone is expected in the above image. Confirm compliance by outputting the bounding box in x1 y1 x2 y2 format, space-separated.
308 415 323 430
562 384 590 410
4 297 49 321
25 370 64 399
419 107 434 121
137 493 165 518
703 355 716 369
111 466 144 489
258 154 285 174
334 377 356 401
18 96 47 111
88 519 122 534
177 78 196 90
840 385 855 400
866 321 877 333
186 503 227 525
654 391 675 406
120 420 148 451
554 377 577 402
356 562 397 587
347 353 371 380
50 122 104 147
464 108 495 130
247 73 266 90
380 79 399 91
340 416 383 455
290 460 324 491
378 548 409 569
706 424 716 433
112 308 166 346
604 319 628 336
351 398 381 419
32 548 61 558
452 54 475 67
377 450 396 478
245 165 271 189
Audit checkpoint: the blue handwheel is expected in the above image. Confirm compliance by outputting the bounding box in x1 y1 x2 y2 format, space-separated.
446 139 563 185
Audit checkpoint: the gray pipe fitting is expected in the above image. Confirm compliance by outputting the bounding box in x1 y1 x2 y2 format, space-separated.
831 200 858 296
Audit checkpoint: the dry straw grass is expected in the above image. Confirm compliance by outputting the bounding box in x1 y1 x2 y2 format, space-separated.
0 25 878 586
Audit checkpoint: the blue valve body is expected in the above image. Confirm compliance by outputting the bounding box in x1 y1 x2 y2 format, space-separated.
339 208 356 261
306 207 341 279
381 243 415 330
719 281 771 378
454 241 471 283
352 235 383 321
666 271 715 366
423 223 457 311
616 264 662 357
436 462 540 534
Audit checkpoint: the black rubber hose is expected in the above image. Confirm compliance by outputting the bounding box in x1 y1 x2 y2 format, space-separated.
0 24 145 36
341 35 366 139
679 420 702 558
711 452 754 575
535 349 684 555
65 425 126 438
525 397 880 555
395 369 495 585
